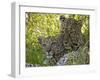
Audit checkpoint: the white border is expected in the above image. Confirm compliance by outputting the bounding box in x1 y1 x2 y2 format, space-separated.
11 2 20 77
11 2 97 78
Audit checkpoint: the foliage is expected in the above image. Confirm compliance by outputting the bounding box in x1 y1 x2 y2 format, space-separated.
67 41 89 65
25 12 89 66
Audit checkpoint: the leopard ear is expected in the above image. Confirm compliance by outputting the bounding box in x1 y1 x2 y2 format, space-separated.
38 36 43 44
60 15 66 22
78 20 82 28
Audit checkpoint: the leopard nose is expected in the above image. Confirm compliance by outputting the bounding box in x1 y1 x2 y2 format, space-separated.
47 49 51 53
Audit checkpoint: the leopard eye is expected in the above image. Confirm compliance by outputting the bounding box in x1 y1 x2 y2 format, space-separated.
43 44 46 47
62 19 65 22
61 31 64 33
73 43 78 46
64 42 68 44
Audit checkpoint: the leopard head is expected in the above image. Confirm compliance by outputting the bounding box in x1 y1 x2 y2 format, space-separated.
60 15 82 33
38 36 53 58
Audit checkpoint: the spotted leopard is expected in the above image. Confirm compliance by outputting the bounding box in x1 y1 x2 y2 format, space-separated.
38 36 67 65
38 16 84 66
60 16 84 51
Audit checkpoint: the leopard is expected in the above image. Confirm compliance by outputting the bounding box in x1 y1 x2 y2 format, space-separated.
59 15 84 51
38 15 85 66
38 35 67 65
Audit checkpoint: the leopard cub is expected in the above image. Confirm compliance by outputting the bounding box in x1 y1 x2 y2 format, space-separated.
38 36 67 65
60 16 84 51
